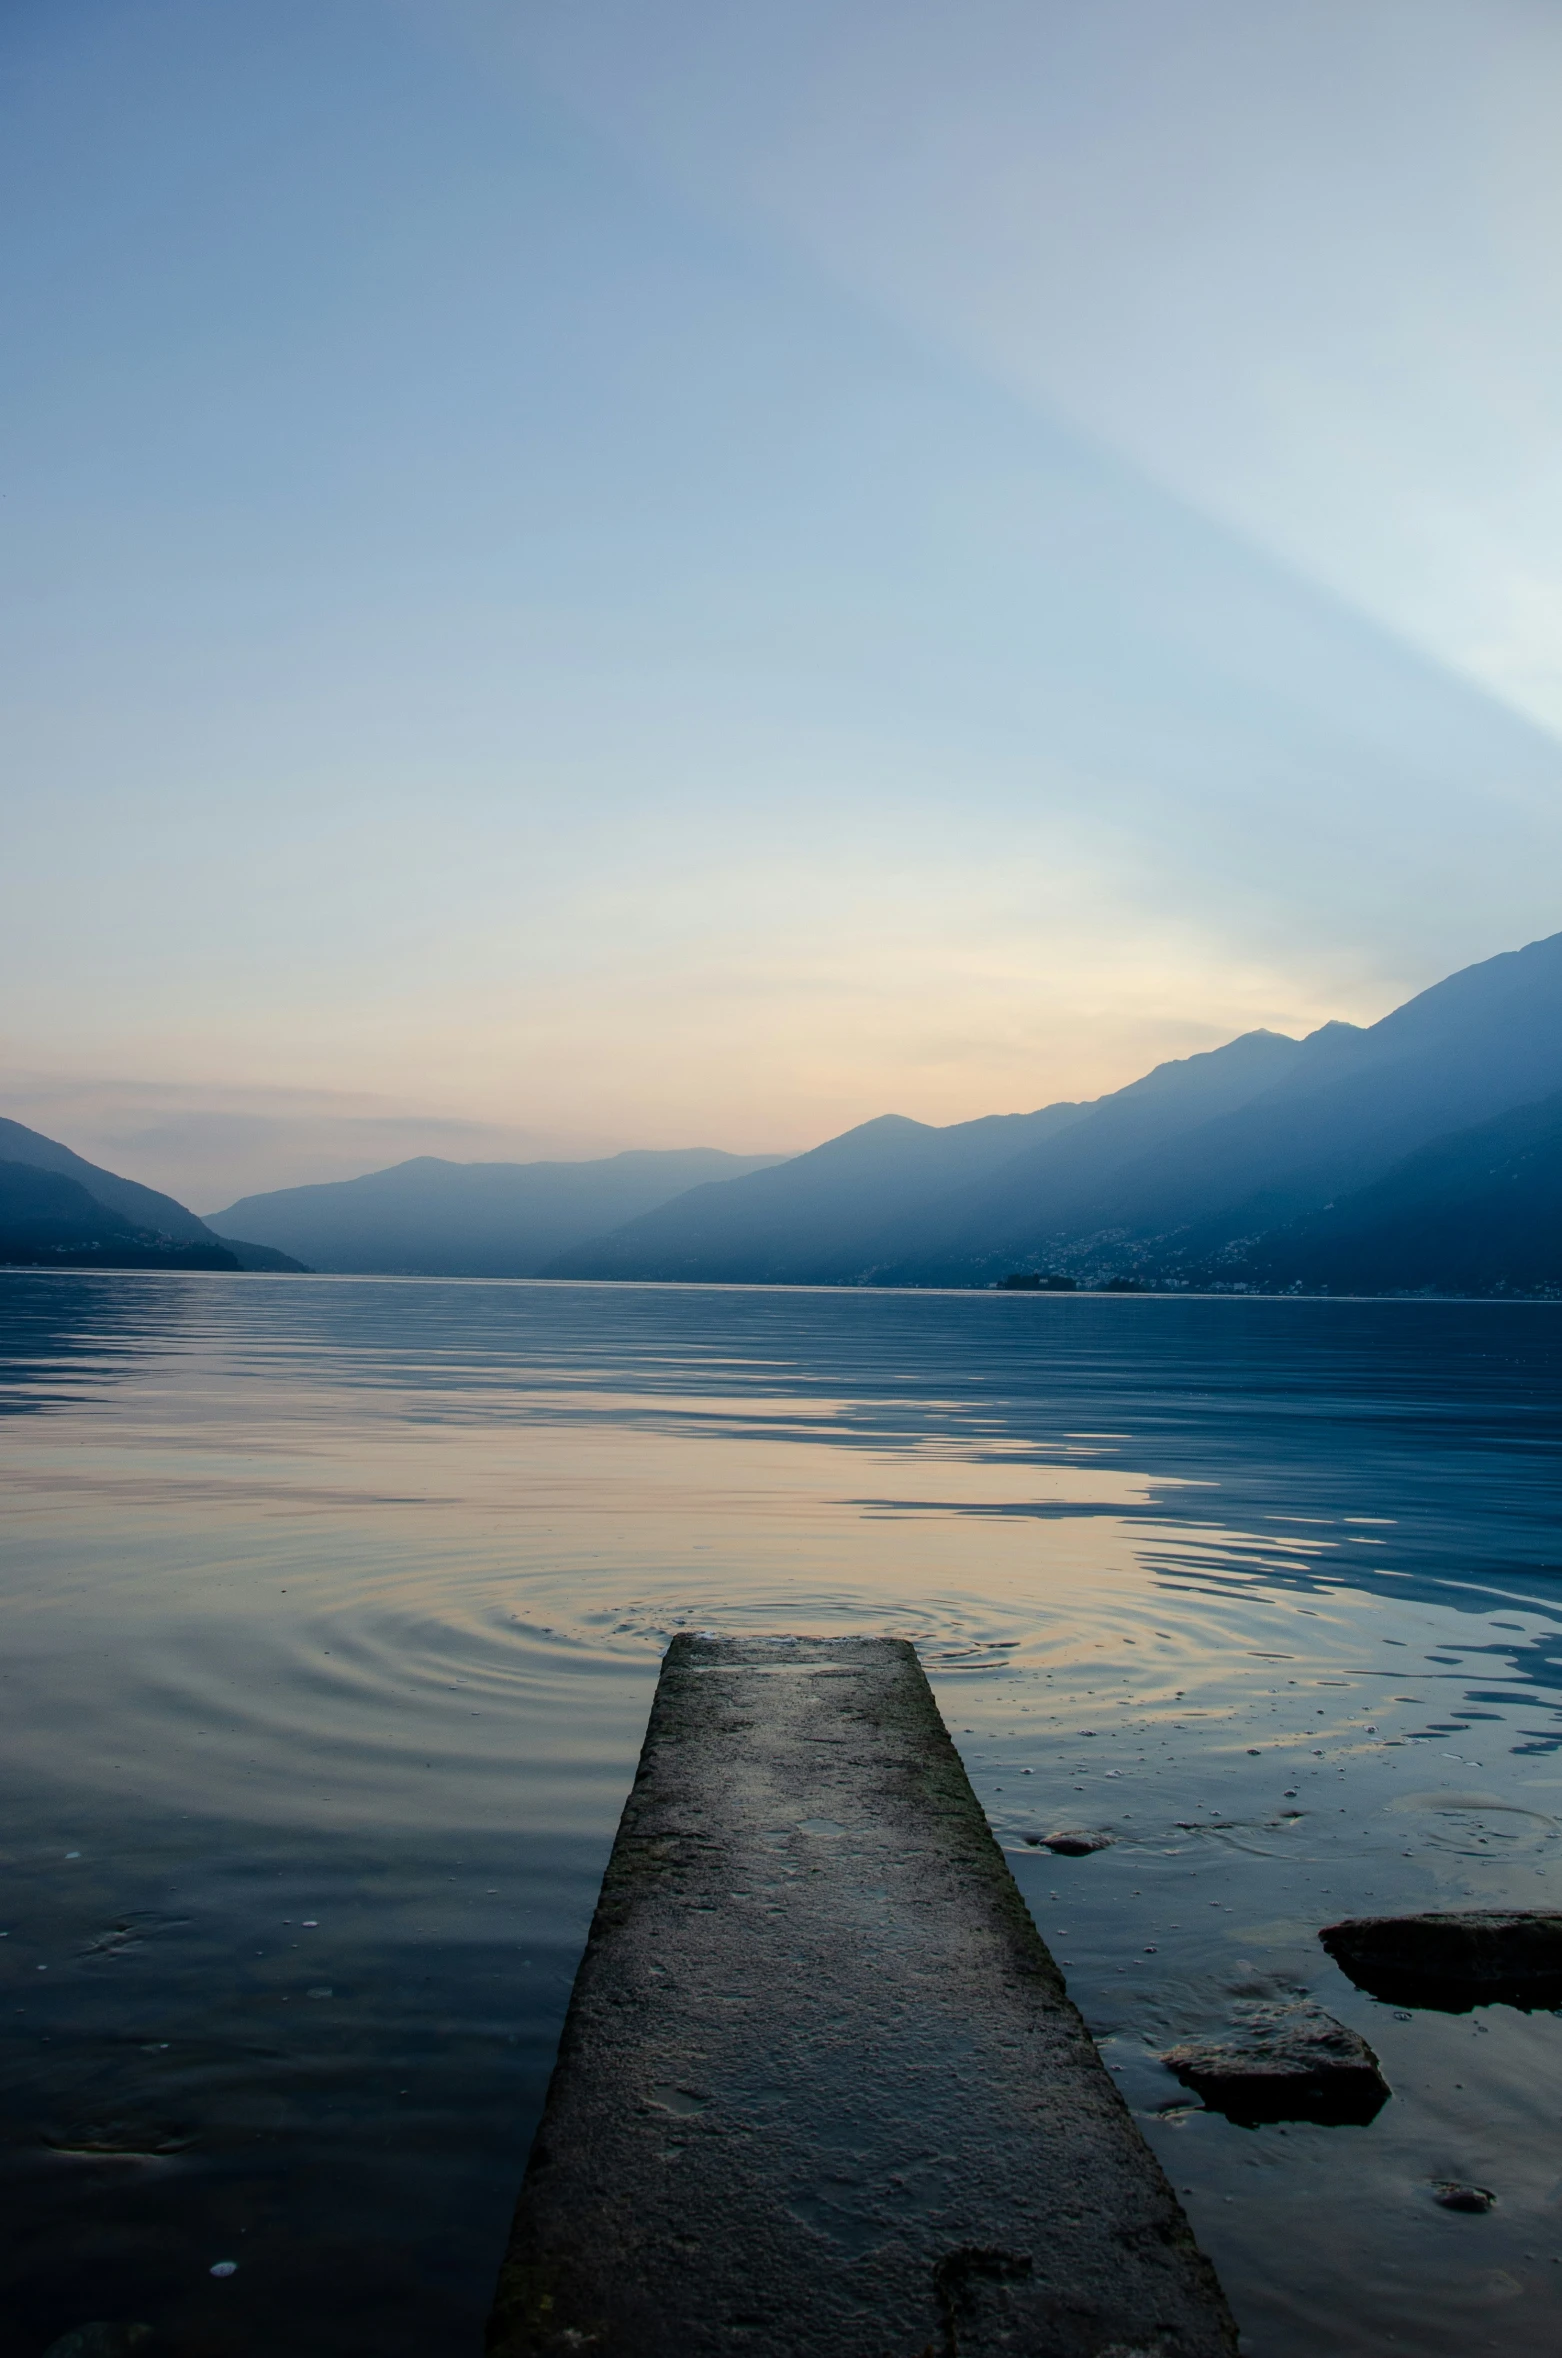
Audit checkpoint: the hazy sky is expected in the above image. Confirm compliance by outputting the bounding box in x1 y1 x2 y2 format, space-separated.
5 0 1562 1203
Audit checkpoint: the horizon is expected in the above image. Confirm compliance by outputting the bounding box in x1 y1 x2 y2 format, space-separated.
2 931 1546 1212
3 992 1363 1210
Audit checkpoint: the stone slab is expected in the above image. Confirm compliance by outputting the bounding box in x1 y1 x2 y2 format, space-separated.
488 1634 1238 2358
1162 2001 1389 2126
1321 1909 1562 2011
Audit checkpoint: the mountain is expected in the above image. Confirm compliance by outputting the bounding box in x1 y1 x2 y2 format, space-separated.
990 927 1562 1285
858 930 1562 1284
13 924 1562 1294
543 927 1562 1292
865 1025 1342 1283
1229 1091 1562 1295
0 1116 219 1243
543 1028 1312 1284
540 1103 1091 1283
0 1118 302 1272
206 1148 786 1276
0 1158 241 1270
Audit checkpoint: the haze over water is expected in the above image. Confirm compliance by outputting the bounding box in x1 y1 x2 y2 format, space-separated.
4 1271 1562 2357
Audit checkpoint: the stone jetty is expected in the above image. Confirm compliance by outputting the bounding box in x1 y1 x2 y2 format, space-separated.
488 1632 1236 2358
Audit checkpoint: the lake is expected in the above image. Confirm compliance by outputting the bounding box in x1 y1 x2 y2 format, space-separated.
4 1272 1562 2357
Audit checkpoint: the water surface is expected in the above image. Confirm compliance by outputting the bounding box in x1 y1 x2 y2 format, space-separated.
3 1273 1562 2355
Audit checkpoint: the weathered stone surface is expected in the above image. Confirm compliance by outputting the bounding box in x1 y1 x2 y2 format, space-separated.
489 1633 1237 2358
1162 2003 1389 2127
1320 1910 1562 2011
1032 1829 1116 1857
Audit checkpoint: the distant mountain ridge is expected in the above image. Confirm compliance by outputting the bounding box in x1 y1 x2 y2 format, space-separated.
0 1116 218 1245
545 928 1562 1296
1230 1090 1562 1296
535 1103 1092 1285
541 1024 1335 1285
1003 928 1562 1284
9 927 1562 1297
207 1148 786 1276
0 1118 301 1272
0 1159 241 1270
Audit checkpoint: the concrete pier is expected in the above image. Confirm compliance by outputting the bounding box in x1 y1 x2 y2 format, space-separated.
488 1634 1237 2358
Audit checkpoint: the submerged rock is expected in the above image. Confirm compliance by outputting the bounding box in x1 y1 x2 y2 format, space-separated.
1320 1910 1562 2011
41 2327 154 2358
1030 1829 1115 1856
1432 2181 1496 2213
1162 2002 1390 2126
42 2119 190 2157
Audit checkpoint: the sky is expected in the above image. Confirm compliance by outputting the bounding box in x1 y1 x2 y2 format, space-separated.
5 0 1562 1206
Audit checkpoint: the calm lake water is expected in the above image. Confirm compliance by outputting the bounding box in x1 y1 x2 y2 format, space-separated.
4 1273 1562 2357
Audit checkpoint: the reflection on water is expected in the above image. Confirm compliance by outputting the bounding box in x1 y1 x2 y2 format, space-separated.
2 1272 1562 2355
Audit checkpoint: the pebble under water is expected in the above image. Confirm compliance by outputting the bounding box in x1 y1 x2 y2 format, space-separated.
3 1271 1562 2357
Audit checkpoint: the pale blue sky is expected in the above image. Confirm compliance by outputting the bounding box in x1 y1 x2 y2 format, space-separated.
5 0 1561 1202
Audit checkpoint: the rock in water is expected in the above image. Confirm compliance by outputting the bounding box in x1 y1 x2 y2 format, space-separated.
1320 1911 1562 2011
1162 2002 1390 2126
41 2329 154 2358
1432 2182 1496 2213
1032 1828 1115 1856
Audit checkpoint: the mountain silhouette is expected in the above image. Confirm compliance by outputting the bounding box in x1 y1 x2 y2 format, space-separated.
13 928 1562 1297
539 1102 1093 1284
1230 1090 1562 1295
0 1159 241 1270
207 1149 785 1277
546 928 1562 1294
542 1027 1317 1284
0 1119 301 1271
